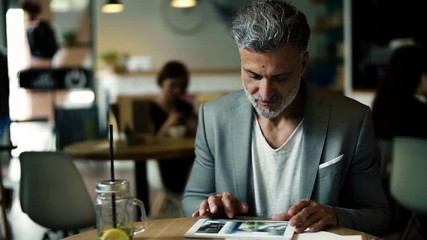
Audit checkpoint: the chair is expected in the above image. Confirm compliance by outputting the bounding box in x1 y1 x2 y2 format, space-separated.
115 96 155 134
108 103 120 133
19 151 96 239
0 146 13 240
0 123 15 239
377 138 393 179
390 137 427 240
147 160 183 217
54 106 99 150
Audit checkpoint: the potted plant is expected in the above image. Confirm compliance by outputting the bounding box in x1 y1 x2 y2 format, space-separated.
101 51 122 72
62 30 77 47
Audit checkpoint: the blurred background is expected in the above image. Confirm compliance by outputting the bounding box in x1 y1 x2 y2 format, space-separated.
0 0 426 239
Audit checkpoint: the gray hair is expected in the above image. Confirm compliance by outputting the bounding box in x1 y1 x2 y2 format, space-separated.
231 0 310 53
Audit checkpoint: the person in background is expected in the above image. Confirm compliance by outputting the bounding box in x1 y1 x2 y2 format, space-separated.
372 44 427 238
183 0 389 236
21 0 59 67
138 61 197 201
372 44 427 140
150 61 197 138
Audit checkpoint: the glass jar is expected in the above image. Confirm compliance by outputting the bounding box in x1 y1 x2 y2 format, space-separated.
96 179 146 239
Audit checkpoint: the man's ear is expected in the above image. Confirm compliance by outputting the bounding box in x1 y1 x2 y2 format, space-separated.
301 51 309 75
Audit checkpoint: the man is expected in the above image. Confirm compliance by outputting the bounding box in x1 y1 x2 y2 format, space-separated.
182 0 390 236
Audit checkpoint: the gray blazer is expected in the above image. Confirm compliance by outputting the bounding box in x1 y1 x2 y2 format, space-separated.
183 84 390 236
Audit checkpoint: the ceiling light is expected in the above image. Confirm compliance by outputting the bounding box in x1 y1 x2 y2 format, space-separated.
102 0 124 13
50 0 88 12
171 0 197 8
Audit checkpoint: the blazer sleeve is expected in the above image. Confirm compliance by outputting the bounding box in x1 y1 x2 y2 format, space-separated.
332 108 390 236
182 103 216 216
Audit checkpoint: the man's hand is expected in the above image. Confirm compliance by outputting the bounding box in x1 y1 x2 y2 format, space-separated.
192 192 249 218
271 199 337 233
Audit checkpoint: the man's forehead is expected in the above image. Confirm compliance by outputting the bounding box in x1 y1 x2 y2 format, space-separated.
240 48 303 72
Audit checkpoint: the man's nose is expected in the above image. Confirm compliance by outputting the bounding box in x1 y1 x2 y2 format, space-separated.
258 79 273 100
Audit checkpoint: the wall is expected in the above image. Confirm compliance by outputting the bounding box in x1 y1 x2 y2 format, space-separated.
96 0 242 71
95 0 325 71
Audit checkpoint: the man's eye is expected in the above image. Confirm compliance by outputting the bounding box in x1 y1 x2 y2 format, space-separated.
273 77 287 82
272 74 290 82
248 73 262 80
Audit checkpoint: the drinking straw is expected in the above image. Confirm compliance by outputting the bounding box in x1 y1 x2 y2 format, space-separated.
109 124 115 181
109 124 117 228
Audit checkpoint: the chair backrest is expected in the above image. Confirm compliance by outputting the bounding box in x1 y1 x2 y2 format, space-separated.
117 95 155 133
54 106 99 150
19 151 96 230
132 99 155 134
377 138 393 178
390 137 427 214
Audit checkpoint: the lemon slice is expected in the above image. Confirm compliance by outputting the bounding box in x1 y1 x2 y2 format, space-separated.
100 228 130 240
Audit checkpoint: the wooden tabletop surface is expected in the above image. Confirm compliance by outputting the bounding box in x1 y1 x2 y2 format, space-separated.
63 217 380 240
64 136 195 161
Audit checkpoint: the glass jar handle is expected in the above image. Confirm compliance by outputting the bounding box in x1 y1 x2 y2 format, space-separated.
132 198 146 234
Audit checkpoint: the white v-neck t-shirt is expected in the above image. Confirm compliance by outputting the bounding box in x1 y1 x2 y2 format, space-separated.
249 118 304 217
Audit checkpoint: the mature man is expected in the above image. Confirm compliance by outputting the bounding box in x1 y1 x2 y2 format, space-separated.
183 0 389 236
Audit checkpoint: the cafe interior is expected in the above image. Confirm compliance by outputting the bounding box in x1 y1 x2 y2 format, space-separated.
0 0 426 239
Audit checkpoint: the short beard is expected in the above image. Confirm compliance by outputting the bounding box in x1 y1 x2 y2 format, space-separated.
243 83 300 119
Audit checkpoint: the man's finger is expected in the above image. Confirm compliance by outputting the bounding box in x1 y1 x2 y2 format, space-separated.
221 192 236 218
307 207 337 232
192 210 199 218
289 203 314 226
288 199 311 216
207 195 220 214
271 212 292 221
294 211 321 233
240 202 249 214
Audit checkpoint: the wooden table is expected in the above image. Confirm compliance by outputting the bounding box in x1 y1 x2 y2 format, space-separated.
64 136 195 214
63 217 381 240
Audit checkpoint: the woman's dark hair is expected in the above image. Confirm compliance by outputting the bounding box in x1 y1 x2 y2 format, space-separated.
378 45 424 98
157 61 189 89
21 1 41 20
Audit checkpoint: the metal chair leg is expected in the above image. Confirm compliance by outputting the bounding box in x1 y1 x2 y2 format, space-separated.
400 212 416 240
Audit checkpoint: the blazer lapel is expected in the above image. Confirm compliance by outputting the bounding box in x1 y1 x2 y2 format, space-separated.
226 88 331 201
229 92 253 201
299 85 331 199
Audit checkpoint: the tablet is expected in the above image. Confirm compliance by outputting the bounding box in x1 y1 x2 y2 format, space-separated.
185 218 295 239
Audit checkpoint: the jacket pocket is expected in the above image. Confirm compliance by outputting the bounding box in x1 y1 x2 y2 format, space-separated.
318 154 344 179
319 154 343 169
